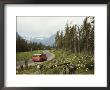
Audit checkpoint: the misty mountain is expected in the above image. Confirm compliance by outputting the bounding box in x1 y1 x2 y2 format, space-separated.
31 34 56 46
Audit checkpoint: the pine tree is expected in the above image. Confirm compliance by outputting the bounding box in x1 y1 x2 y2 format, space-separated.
55 17 94 54
55 31 60 49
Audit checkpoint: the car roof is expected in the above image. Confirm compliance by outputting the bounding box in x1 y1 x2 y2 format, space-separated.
33 54 41 56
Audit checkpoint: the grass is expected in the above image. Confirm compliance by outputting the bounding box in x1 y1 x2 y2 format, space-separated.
16 50 43 61
16 49 94 74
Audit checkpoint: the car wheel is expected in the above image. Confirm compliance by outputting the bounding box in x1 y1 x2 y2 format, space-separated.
41 58 43 61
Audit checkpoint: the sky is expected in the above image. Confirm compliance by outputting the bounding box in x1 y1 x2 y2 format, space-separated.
17 16 86 40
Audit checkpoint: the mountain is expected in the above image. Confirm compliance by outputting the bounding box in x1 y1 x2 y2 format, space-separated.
31 34 56 46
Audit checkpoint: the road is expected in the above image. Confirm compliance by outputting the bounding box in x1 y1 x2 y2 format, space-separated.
16 50 55 69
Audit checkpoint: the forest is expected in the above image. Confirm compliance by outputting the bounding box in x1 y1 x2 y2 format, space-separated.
16 32 52 52
55 16 94 54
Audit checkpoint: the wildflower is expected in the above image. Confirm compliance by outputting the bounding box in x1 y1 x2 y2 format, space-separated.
79 61 81 63
55 65 57 67
37 65 40 69
77 64 80 66
80 64 83 67
86 68 88 71
72 59 74 61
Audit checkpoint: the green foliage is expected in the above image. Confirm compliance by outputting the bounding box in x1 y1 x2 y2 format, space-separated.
55 17 94 54
16 32 52 52
16 50 94 74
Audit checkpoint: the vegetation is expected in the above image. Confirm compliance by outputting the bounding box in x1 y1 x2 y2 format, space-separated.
16 50 94 74
16 32 52 52
55 17 94 54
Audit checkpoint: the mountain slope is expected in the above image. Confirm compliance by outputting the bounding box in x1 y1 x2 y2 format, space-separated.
31 34 55 46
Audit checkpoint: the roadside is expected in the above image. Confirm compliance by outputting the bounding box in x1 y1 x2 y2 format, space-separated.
16 50 55 69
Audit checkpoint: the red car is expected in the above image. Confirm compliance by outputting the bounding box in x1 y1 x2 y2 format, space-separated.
32 53 47 62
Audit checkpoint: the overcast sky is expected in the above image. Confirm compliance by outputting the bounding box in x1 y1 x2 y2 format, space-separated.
17 16 85 40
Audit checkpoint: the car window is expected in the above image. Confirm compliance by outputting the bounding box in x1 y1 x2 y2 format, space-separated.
40 55 42 57
33 55 37 57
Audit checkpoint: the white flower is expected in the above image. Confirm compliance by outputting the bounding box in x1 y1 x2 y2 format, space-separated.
37 65 40 69
77 64 80 66
86 68 88 71
81 64 83 67
55 65 57 67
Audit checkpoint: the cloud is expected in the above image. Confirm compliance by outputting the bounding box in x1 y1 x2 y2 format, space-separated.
17 16 85 40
